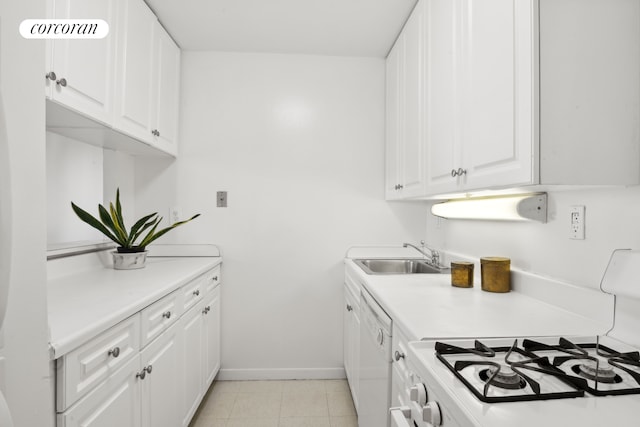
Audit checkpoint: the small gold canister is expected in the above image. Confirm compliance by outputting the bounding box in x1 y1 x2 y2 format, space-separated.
451 262 474 288
480 257 511 293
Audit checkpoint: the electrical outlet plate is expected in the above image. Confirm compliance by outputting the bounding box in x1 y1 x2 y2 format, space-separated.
569 205 585 240
169 206 181 226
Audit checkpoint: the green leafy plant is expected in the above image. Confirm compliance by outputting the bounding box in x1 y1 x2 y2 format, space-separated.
71 189 200 253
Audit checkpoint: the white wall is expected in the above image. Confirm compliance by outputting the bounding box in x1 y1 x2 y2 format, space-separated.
1 0 54 425
427 186 640 290
135 52 427 378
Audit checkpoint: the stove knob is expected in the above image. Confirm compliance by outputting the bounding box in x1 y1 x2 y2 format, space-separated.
409 383 427 406
422 401 442 427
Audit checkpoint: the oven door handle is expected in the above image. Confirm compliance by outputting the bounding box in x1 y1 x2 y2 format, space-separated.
389 406 412 427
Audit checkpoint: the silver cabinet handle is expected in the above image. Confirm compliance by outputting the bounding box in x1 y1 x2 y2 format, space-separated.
346 304 353 312
136 370 146 380
394 350 405 361
202 306 211 315
451 168 467 177
377 329 384 346
56 78 67 87
45 71 57 81
108 347 120 358
151 129 161 137
145 365 153 375
212 276 218 281
162 311 171 319
193 289 200 296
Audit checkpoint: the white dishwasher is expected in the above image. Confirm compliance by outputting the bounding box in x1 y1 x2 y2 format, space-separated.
358 289 392 427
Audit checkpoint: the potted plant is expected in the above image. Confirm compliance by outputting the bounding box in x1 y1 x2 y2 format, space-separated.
71 189 200 269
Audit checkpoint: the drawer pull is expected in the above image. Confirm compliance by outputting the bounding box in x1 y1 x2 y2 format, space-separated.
136 370 146 380
193 290 200 296
346 304 353 312
145 365 153 375
108 347 121 358
202 306 211 315
162 311 172 319
212 276 218 281
394 350 406 361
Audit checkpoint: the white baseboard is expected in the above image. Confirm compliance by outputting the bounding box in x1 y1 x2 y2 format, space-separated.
217 367 346 381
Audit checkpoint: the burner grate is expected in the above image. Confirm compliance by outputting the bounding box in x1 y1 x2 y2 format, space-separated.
435 340 585 403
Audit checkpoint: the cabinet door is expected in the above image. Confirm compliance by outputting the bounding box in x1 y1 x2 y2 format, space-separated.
114 0 155 142
424 0 461 194
58 355 141 427
385 37 403 200
343 286 359 411
151 22 181 156
398 0 426 198
202 287 221 388
180 302 204 427
47 0 117 124
460 0 535 190
140 323 181 427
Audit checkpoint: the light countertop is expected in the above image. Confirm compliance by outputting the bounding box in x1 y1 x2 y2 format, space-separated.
47 255 221 359
345 247 614 341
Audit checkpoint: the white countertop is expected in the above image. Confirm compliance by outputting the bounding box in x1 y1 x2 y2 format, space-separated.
345 247 614 341
47 255 221 359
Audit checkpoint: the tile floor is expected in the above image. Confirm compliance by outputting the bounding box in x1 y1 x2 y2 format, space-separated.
189 379 358 427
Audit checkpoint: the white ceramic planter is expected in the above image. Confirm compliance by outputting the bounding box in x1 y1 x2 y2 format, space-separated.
112 251 148 270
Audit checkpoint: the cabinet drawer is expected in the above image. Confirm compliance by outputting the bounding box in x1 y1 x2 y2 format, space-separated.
182 275 205 312
202 265 221 294
56 314 141 412
140 290 182 348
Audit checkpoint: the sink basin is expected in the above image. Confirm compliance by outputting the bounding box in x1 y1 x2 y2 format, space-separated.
354 259 448 275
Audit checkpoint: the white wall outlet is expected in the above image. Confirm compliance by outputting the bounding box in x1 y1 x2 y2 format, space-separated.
169 206 182 226
569 205 585 240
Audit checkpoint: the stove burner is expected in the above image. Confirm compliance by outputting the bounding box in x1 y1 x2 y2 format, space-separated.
479 366 527 390
572 362 622 384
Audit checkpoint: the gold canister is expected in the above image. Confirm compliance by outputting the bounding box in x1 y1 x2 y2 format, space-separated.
451 262 474 288
480 257 511 293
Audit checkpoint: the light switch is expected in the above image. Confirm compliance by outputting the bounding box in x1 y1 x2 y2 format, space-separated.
217 191 227 207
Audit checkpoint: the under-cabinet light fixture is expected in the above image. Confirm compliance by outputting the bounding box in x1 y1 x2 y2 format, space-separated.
431 193 547 222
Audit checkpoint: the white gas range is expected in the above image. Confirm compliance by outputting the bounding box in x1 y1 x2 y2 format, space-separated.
393 249 640 427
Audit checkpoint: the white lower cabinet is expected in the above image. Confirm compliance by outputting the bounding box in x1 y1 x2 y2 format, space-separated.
343 274 361 412
58 355 141 427
140 323 181 427
55 265 222 427
180 285 221 426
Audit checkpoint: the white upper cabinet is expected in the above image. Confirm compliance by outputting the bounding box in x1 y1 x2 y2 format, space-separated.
425 0 535 195
150 22 181 156
46 0 181 157
385 0 427 200
423 0 460 195
114 0 180 156
113 0 156 143
45 0 117 125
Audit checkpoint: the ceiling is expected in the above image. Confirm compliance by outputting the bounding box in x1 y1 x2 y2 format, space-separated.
144 0 417 57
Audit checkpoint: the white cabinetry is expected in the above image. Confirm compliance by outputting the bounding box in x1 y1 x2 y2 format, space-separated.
46 0 181 157
114 0 180 156
385 0 426 200
424 0 535 195
180 284 221 427
140 323 181 427
343 272 361 411
58 355 141 427
55 265 222 427
45 0 117 125
389 0 640 198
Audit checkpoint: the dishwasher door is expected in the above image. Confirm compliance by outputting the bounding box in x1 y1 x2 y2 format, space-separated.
358 290 392 427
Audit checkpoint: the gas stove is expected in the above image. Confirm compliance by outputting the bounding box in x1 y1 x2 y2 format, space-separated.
435 336 640 403
389 249 640 427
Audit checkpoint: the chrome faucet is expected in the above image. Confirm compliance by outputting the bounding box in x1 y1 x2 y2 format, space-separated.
403 240 440 267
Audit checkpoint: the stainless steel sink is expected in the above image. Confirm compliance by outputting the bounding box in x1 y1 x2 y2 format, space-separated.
354 258 448 275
